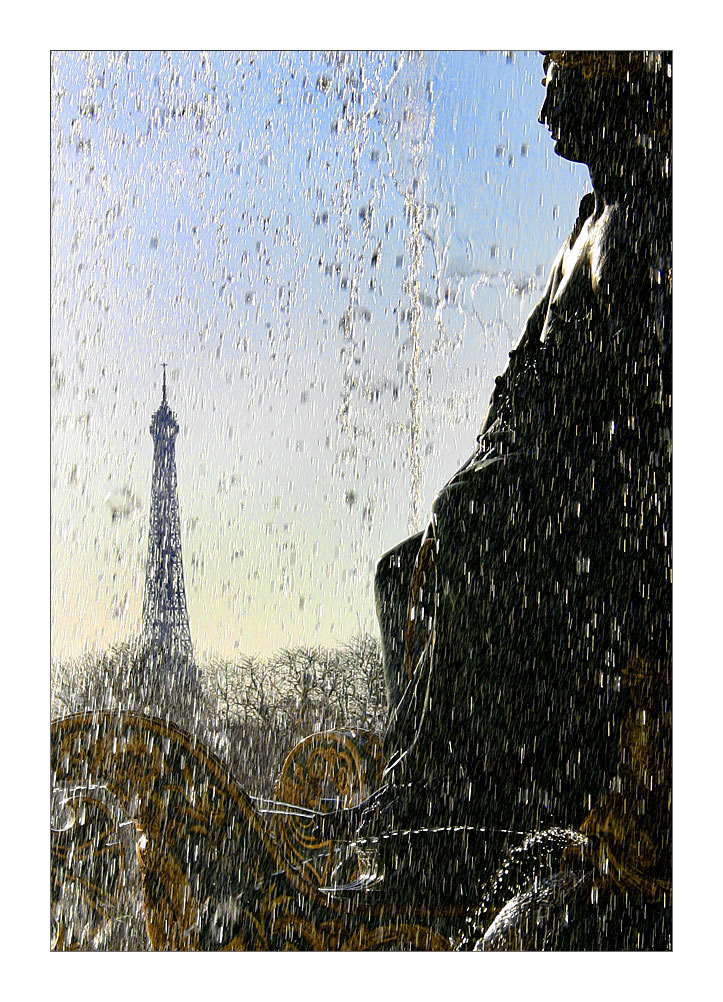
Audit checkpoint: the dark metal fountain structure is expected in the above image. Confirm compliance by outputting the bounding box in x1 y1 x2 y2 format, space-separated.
141 365 193 665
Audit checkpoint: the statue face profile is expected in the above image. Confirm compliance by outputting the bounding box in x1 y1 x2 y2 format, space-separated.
539 58 600 166
539 51 672 175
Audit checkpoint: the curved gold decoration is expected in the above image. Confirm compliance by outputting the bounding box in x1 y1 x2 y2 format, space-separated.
51 711 450 951
565 655 671 904
272 729 385 887
51 792 126 949
577 793 672 902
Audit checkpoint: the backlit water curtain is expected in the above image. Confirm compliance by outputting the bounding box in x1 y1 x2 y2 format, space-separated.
51 51 671 951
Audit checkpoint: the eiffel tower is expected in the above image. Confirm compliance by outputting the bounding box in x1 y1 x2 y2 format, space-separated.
141 365 194 666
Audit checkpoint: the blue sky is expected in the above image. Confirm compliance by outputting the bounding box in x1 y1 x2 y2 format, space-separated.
51 50 590 661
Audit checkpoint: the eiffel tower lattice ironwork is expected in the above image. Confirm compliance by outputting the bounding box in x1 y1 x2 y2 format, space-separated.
141 366 193 662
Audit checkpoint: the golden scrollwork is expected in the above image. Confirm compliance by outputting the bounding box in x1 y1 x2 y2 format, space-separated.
272 728 385 887
51 712 449 951
51 791 126 949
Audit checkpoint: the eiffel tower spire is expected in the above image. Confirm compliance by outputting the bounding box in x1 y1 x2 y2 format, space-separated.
141 367 193 663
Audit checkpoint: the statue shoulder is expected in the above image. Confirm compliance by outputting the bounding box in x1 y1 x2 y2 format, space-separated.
530 194 595 333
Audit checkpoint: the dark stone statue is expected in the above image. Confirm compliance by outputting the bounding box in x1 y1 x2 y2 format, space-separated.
364 51 672 932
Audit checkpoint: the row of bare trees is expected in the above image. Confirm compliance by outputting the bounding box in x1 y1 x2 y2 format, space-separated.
207 634 387 733
51 635 389 948
51 634 388 795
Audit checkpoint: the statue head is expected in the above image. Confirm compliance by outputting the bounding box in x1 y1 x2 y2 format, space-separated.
539 51 671 175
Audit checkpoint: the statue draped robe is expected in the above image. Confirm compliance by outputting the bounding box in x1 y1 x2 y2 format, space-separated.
373 191 671 863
